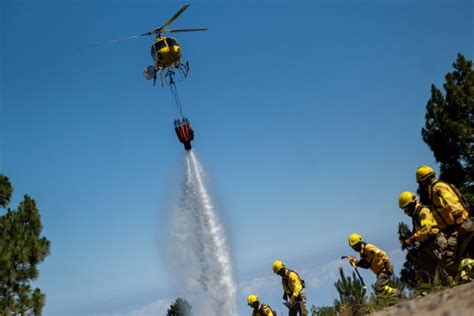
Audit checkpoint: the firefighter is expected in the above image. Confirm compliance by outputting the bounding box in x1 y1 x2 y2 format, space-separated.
348 234 399 297
398 191 458 283
247 294 275 316
416 166 472 237
272 260 308 316
416 165 474 275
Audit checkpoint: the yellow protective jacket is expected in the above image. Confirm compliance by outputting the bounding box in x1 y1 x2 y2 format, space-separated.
411 202 439 243
357 243 392 275
429 181 468 228
282 269 304 299
252 304 274 316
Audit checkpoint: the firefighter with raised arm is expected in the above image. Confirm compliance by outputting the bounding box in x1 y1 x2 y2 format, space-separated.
347 234 399 297
272 260 308 316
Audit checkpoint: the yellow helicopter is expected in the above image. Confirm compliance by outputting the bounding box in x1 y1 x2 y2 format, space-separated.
88 3 206 86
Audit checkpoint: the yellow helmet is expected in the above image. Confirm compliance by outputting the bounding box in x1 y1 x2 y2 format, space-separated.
349 233 362 247
247 294 259 305
398 191 416 209
416 165 435 182
272 260 285 274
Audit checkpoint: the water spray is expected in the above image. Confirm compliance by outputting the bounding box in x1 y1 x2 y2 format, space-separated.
170 151 237 315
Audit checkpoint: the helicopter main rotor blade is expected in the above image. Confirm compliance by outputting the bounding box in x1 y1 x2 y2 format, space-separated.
166 28 208 33
84 33 149 48
153 3 190 34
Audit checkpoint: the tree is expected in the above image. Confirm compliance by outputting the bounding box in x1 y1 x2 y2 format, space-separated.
166 297 192 316
421 53 474 209
0 175 13 208
333 267 368 316
0 174 51 315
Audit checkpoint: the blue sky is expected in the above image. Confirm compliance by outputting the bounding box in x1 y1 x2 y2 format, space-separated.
1 0 473 315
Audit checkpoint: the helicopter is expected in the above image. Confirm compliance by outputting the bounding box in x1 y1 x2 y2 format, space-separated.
88 3 207 86
87 4 203 151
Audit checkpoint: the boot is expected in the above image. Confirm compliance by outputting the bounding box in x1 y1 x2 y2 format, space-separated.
455 258 474 283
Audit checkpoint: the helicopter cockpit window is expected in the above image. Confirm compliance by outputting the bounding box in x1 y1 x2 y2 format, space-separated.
152 40 168 55
165 38 177 47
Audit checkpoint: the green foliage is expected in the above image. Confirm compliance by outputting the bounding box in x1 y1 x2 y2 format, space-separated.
0 176 51 315
166 297 192 316
409 267 453 299
331 268 405 315
311 305 337 316
421 53 474 210
0 174 13 208
398 222 419 289
333 267 368 316
397 222 412 251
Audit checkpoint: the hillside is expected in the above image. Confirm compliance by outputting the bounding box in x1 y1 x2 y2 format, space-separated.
373 282 474 316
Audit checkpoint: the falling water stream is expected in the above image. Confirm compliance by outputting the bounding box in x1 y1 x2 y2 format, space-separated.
170 151 237 315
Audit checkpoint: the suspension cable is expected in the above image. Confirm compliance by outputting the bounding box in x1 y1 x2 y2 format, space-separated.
166 70 185 119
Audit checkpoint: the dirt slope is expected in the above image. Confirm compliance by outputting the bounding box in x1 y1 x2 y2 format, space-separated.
373 282 474 316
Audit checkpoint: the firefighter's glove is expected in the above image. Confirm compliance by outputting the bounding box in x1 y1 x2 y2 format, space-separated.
403 238 413 247
348 256 357 267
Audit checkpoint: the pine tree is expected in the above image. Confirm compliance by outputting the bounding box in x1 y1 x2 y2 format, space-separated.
333 267 368 316
421 53 474 209
311 305 337 316
0 175 13 208
0 174 51 315
166 297 192 316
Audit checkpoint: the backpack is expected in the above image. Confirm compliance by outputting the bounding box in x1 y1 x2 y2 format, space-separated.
431 180 470 212
259 304 278 316
283 269 306 289
449 183 470 212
